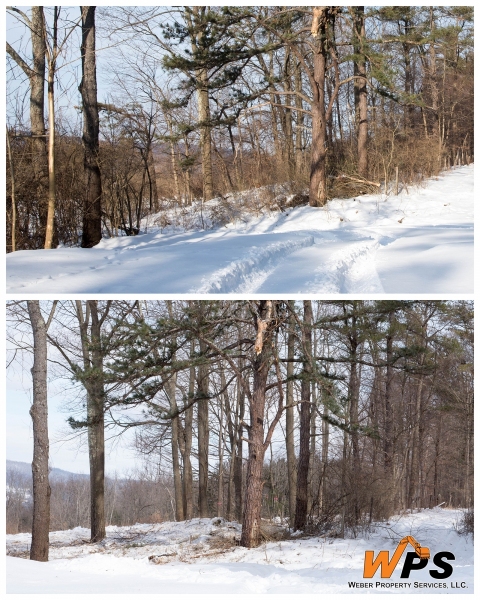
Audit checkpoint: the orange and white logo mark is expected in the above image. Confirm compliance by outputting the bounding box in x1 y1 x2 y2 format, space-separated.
364 536 430 578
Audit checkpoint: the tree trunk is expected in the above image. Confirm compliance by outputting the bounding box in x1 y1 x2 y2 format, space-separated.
309 7 331 207
353 6 368 177
320 400 329 512
80 6 102 248
197 337 210 517
6 128 16 252
75 300 106 542
166 371 184 521
384 311 395 501
285 301 297 521
240 301 277 548
240 359 268 546
182 358 195 520
348 309 361 525
6 8 49 245
27 301 51 561
282 50 294 179
294 62 305 176
87 301 106 541
294 300 312 530
31 7 49 243
44 8 58 249
146 143 158 211
428 8 441 150
407 315 428 508
234 360 245 522
190 6 214 202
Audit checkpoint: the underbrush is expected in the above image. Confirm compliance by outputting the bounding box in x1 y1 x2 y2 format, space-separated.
456 509 474 537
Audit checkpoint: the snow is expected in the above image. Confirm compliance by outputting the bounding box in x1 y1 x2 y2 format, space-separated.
6 509 473 594
6 165 473 294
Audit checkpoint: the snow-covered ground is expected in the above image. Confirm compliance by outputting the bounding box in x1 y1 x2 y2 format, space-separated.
6 508 473 594
6 166 473 294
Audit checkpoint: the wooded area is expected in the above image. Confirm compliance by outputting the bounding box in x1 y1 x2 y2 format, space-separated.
6 6 474 251
7 301 474 555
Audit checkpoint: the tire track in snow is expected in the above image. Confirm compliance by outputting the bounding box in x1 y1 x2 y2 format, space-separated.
306 239 384 293
191 235 315 293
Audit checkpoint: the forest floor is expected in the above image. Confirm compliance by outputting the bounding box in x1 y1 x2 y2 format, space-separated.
6 165 473 294
6 508 473 594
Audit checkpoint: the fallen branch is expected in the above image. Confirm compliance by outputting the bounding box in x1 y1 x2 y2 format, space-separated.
337 174 381 188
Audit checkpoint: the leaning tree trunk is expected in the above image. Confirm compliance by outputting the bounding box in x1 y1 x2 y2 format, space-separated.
80 6 102 247
27 301 51 562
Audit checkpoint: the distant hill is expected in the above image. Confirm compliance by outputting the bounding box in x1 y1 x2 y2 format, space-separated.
6 460 89 481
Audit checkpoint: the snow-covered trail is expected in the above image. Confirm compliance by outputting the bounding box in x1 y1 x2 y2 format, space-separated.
6 166 473 294
6 509 474 594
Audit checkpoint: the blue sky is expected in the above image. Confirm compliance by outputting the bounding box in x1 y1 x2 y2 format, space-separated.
6 333 140 475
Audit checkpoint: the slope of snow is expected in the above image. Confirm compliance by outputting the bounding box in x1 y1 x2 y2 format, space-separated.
6 166 473 294
6 509 473 594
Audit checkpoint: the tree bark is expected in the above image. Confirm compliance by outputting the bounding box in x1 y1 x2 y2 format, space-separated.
309 8 331 207
44 7 58 249
384 311 394 484
87 301 106 541
27 301 51 561
197 337 210 517
407 308 430 508
294 62 305 176
347 306 361 525
285 301 297 521
166 371 184 521
189 7 213 201
6 8 49 246
31 7 49 241
80 6 102 247
353 7 368 177
294 300 312 530
6 128 16 252
76 300 106 542
182 357 195 520
282 49 294 179
240 301 279 548
234 359 245 522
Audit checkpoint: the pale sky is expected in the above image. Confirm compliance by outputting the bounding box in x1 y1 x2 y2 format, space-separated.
6 324 141 475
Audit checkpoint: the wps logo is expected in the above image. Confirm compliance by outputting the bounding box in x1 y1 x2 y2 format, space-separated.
363 536 455 579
